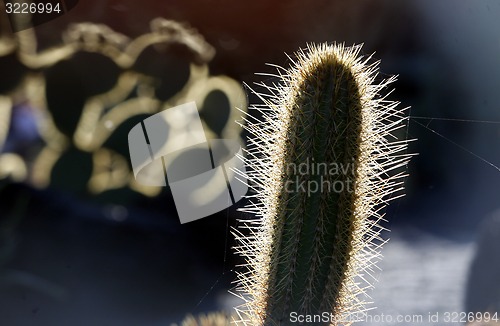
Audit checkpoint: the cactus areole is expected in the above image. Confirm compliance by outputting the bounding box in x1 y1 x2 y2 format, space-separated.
235 43 410 325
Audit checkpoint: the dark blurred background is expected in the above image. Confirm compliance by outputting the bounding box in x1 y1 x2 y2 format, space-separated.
0 1 499 325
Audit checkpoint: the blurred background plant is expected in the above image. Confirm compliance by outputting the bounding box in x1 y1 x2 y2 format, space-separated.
0 0 499 325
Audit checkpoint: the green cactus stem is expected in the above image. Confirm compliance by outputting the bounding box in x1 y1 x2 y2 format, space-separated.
234 43 411 325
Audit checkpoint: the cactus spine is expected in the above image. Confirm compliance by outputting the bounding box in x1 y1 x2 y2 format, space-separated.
234 43 410 325
175 312 233 326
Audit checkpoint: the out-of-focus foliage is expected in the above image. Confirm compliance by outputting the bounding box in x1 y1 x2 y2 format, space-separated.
0 13 247 204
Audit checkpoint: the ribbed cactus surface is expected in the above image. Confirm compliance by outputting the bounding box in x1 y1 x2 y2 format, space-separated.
234 43 410 325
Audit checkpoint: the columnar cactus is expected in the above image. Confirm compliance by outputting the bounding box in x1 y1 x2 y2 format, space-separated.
234 43 410 325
